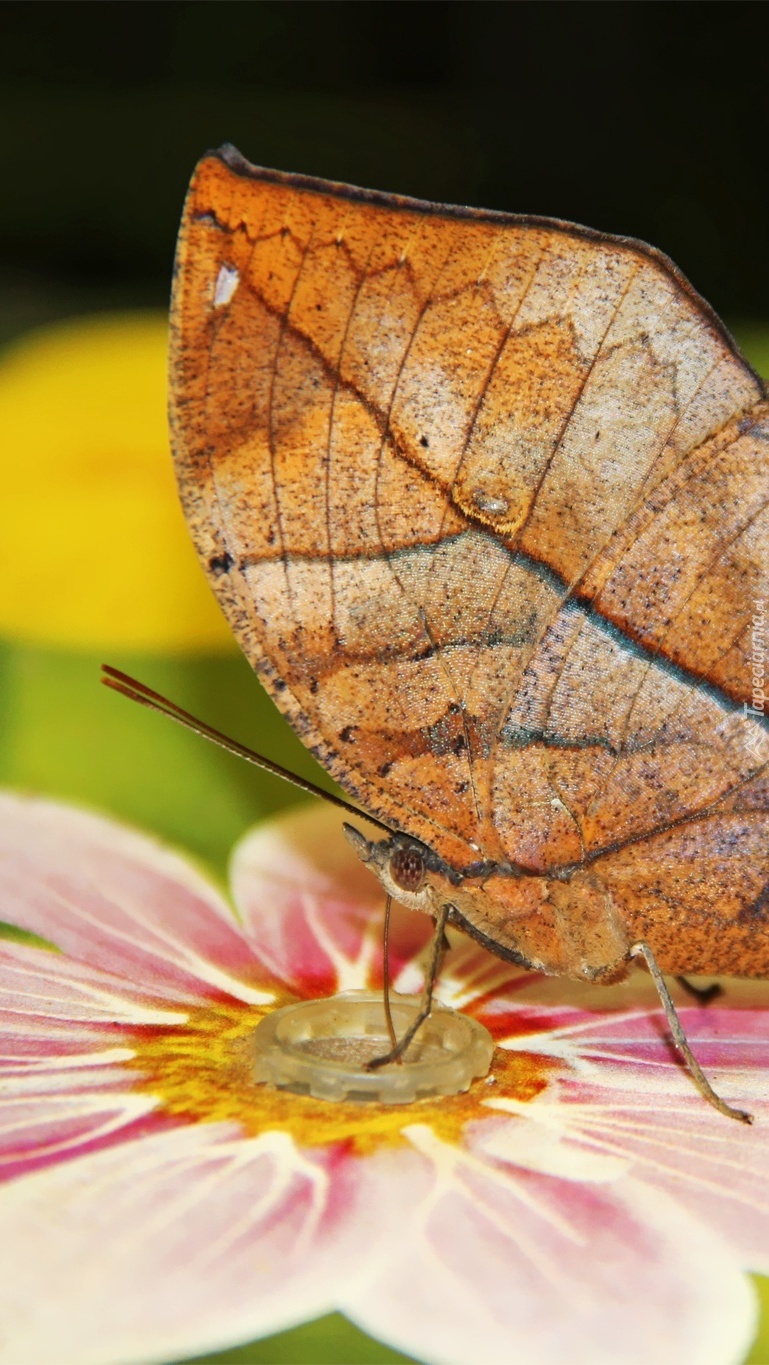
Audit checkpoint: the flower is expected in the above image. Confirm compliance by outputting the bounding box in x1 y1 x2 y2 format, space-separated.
0 314 235 652
0 791 768 1365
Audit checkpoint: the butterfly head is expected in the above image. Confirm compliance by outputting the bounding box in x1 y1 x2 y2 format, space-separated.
343 823 443 915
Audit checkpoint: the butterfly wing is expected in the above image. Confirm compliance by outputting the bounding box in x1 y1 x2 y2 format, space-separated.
170 147 769 963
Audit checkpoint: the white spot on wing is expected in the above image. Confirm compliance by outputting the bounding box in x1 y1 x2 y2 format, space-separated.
213 264 239 308
473 490 509 517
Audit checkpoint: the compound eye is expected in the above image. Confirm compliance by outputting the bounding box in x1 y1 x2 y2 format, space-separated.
389 843 427 894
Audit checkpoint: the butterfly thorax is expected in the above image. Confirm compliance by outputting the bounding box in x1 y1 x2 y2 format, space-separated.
343 823 632 984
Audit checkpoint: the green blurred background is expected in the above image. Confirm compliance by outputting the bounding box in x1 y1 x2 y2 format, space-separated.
1 3 768 1362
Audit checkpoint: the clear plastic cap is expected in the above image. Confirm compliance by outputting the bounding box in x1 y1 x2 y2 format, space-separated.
251 990 494 1104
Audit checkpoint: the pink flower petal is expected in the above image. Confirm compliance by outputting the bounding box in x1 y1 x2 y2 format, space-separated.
432 935 525 1011
485 994 769 1273
0 938 188 1178
0 940 188 1026
0 1085 161 1180
342 1127 756 1365
538 1081 769 1277
0 1124 360 1365
232 804 432 995
0 793 273 1005
487 991 769 1090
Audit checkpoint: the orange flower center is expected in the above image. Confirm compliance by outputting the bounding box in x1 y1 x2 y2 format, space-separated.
126 995 551 1154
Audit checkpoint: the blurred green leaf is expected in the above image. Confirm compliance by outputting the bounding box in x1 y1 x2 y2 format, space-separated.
731 322 769 379
182 1314 417 1365
746 1276 769 1365
0 640 340 881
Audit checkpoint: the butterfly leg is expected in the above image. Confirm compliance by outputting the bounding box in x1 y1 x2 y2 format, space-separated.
631 941 752 1124
381 894 400 1056
367 899 452 1070
675 975 723 1006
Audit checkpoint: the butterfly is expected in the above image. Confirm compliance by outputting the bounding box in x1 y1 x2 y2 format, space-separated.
120 143 769 1120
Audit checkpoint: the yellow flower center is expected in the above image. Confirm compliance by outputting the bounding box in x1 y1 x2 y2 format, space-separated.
126 996 551 1153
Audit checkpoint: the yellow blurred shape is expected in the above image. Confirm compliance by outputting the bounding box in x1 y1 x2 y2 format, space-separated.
0 313 236 652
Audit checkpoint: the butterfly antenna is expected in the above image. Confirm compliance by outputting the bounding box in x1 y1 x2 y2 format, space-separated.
101 665 393 834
